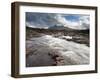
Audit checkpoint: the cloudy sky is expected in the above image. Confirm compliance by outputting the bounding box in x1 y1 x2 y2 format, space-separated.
26 12 90 30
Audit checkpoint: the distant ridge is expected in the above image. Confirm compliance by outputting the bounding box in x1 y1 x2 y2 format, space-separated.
26 26 89 34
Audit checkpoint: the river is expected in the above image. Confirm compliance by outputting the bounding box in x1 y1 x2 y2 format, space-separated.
26 35 89 67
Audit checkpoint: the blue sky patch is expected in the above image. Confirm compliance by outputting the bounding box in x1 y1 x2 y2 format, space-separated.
63 15 80 22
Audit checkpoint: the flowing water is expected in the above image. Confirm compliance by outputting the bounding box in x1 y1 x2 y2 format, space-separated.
26 35 89 67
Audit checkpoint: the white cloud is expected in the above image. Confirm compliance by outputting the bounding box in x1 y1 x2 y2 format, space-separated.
55 14 90 30
26 13 90 30
79 16 90 29
26 22 48 29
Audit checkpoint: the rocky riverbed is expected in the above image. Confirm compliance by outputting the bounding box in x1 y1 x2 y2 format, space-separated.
26 34 89 67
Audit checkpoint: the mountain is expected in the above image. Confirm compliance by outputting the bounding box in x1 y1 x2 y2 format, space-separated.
48 24 74 31
49 24 64 30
